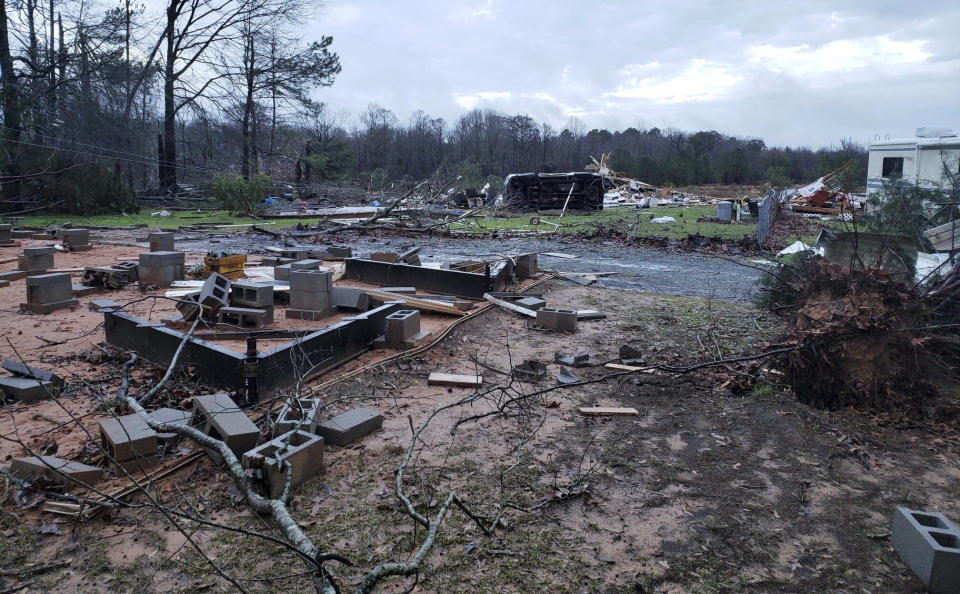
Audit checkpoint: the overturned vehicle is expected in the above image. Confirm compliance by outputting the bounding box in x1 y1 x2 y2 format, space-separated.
503 172 608 210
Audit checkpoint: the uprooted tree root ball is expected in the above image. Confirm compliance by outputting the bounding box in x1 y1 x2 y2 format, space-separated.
764 256 958 419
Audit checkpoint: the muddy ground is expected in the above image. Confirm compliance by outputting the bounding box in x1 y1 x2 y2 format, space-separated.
0 231 955 593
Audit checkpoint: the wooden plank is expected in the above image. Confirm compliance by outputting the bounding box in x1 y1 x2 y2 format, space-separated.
428 372 483 387
0 257 17 265
364 288 465 316
539 251 578 259
604 363 656 374
578 406 639 416
483 293 537 318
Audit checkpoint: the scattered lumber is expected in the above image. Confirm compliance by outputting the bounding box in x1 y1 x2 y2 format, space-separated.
428 373 483 387
364 288 465 316
578 406 639 416
539 252 578 259
483 293 537 318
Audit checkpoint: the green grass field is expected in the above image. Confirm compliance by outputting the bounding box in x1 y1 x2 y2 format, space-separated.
16 210 314 231
451 205 757 240
17 204 760 241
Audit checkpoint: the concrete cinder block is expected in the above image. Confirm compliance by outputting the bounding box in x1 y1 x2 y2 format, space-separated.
18 247 54 272
331 287 370 311
290 259 323 272
138 251 185 267
148 232 175 252
88 298 121 312
191 393 259 457
26 273 73 304
289 290 332 311
536 308 578 331
0 223 14 246
289 269 332 292
317 409 383 446
279 248 307 261
11 455 102 487
231 282 274 308
0 377 56 402
892 506 960 593
218 306 270 328
197 272 231 314
516 296 546 310
274 263 292 281
515 253 538 279
275 398 322 435
385 309 420 344
146 407 192 452
62 228 91 251
243 430 324 498
2 359 64 386
99 413 158 462
325 246 352 258
137 263 184 287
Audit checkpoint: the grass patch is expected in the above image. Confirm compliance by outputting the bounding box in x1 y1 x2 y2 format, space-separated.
19 210 306 231
451 205 756 240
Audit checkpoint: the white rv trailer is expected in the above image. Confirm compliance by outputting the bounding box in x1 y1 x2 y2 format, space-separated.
866 127 960 197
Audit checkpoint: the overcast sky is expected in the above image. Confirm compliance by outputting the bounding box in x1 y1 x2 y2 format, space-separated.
305 0 959 149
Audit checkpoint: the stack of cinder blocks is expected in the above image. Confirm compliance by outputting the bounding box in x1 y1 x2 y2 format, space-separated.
242 430 324 498
228 282 274 324
18 247 55 274
275 258 322 282
62 228 92 251
11 455 102 487
20 273 78 313
190 393 259 462
375 309 429 349
148 231 175 252
892 506 960 593
0 224 14 246
286 268 334 320
99 413 159 472
138 251 185 287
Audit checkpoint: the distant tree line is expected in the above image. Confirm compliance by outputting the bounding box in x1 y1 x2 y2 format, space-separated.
0 0 867 216
342 106 868 193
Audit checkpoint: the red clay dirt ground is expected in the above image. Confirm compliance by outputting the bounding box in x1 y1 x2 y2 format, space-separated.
0 238 956 593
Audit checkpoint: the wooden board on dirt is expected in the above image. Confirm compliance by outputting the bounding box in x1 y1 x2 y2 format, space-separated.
428 373 483 387
578 406 639 416
604 363 656 374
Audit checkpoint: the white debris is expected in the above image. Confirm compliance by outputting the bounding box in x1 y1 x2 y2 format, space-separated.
776 241 823 258
151 210 173 217
650 216 676 224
